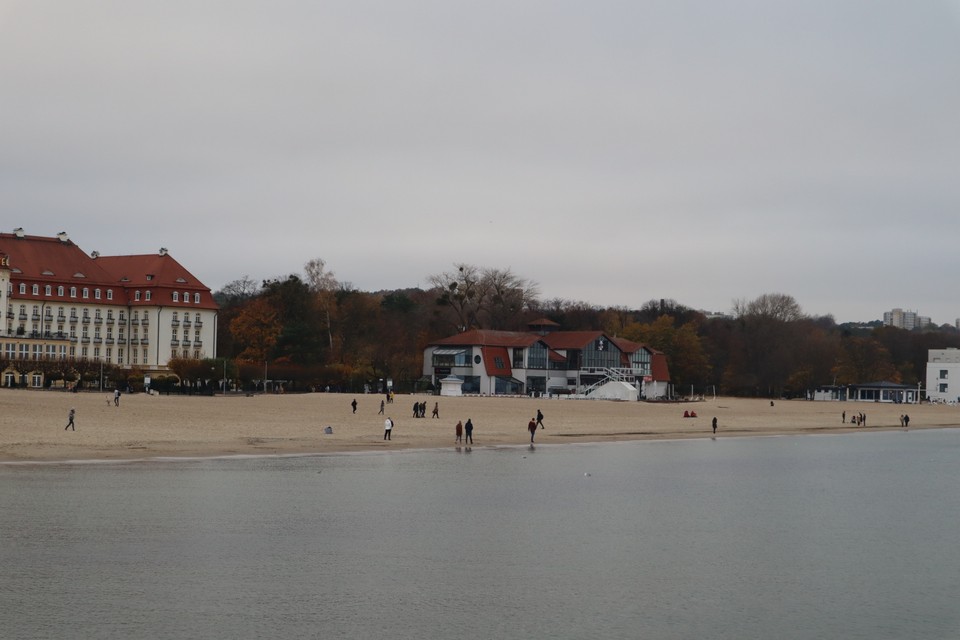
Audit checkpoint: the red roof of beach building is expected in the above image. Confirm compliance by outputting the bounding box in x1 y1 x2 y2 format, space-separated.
431 329 540 348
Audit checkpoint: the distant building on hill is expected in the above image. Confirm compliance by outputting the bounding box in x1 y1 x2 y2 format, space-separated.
1 228 217 387
423 321 670 400
883 308 931 330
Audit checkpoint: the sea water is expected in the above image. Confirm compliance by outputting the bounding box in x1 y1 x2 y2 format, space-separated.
2 430 960 639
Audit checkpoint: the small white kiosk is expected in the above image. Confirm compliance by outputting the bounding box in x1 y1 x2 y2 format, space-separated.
439 376 464 397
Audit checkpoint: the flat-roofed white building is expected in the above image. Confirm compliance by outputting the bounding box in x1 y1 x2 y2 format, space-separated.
926 348 960 403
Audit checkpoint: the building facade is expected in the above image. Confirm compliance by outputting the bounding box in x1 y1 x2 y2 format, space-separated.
422 322 670 399
926 348 960 403
1 229 218 387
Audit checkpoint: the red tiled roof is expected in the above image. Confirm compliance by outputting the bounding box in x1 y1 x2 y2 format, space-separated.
0 232 217 310
541 331 603 350
651 352 671 382
480 346 513 377
431 329 540 348
0 233 119 286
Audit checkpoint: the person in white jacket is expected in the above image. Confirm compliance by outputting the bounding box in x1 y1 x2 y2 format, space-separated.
384 417 393 441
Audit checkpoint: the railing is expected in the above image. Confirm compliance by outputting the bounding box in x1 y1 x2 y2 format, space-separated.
94 317 102 324
194 320 203 328
81 317 90 324
140 338 149 345
170 320 180 327
105 317 114 324
130 318 139 325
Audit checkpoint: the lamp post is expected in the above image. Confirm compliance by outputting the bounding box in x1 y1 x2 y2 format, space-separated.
223 358 227 395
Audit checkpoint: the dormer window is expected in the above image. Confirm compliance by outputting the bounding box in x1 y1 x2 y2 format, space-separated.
145 291 151 301
19 283 26 294
94 289 101 300
106 289 113 300
172 292 179 302
194 293 201 304
57 286 64 296
82 288 89 299
45 285 52 296
135 291 141 301
70 286 76 298
32 284 39 295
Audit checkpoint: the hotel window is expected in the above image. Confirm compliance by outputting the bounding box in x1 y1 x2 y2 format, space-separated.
93 347 100 359
82 288 89 298
69 346 76 357
145 291 151 301
81 346 88 358
95 289 101 299
194 293 201 304
142 348 148 363
117 348 124 364
45 285 52 296
58 286 64 296
106 289 113 300
940 370 948 379
940 383 948 393
132 350 138 364
183 291 188 302
135 291 141 301
70 287 77 298
19 283 26 294
32 284 39 295
172 292 179 302
105 347 112 360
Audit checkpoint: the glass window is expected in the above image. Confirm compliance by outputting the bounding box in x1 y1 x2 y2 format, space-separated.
32 284 39 295
135 291 141 301
194 293 201 304
19 283 26 294
106 289 113 300
58 286 64 296
172 292 179 302
82 288 89 299
94 289 101 299
145 291 151 301
44 285 52 296
70 287 76 298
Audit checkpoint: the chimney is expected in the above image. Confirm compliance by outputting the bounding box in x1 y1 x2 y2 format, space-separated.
57 231 69 243
13 227 24 238
91 250 100 259
159 247 168 256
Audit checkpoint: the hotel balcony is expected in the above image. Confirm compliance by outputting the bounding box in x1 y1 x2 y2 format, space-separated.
181 339 191 347
93 338 103 344
69 316 78 323
140 338 149 345
170 320 180 327
94 317 102 324
105 338 114 345
81 317 90 324
193 340 203 347
105 317 114 324
80 337 90 344
140 317 149 325
194 320 203 328
130 318 139 325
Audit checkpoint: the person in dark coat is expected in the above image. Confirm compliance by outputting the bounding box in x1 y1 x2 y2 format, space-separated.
464 418 474 444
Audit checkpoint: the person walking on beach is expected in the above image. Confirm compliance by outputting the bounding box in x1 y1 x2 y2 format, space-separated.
432 402 439 419
904 414 910 427
455 420 463 443
528 417 537 443
65 408 75 431
536 409 545 429
379 400 385 415
712 417 717 434
842 411 845 424
351 398 358 414
114 389 121 407
384 417 393 441
464 418 474 444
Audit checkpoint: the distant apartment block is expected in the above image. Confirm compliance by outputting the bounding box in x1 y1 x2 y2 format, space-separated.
883 308 931 330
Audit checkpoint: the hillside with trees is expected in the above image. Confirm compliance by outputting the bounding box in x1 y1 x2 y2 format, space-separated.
211 261 960 397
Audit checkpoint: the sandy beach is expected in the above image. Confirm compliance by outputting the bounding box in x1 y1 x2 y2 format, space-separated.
1 388 957 462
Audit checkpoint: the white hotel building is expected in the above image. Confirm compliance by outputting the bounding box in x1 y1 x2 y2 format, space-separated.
1 229 218 387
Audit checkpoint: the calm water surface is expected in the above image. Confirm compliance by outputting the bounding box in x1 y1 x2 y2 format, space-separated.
2 430 960 639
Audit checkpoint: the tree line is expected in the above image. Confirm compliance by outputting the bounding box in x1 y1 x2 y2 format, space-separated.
214 261 960 397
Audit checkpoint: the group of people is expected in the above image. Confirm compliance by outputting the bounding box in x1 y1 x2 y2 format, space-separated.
899 414 911 427
411 401 439 419
842 411 868 426
454 419 474 444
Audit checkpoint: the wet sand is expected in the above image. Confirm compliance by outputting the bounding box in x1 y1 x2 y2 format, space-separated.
1 388 955 462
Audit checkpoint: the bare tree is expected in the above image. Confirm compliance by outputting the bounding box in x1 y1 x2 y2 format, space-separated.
304 258 339 351
733 293 804 322
428 264 540 331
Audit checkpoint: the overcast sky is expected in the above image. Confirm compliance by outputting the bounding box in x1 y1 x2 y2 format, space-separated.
2 1 958 324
